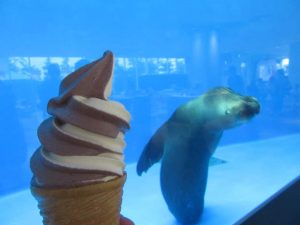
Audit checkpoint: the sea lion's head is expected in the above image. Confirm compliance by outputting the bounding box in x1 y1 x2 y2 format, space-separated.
203 87 260 130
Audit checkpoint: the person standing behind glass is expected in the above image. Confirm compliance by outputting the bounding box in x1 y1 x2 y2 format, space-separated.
227 66 245 94
0 80 27 194
38 63 61 118
269 69 291 115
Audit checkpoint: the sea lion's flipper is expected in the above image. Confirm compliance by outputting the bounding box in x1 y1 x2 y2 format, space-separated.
136 123 168 176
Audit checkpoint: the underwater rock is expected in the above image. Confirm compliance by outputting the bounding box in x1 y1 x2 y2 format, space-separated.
137 87 260 224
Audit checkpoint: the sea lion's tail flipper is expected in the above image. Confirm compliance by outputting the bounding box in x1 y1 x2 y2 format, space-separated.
136 123 167 176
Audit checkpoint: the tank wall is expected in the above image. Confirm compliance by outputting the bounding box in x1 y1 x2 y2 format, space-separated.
0 0 300 195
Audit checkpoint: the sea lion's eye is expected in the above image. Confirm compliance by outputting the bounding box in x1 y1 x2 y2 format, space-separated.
225 109 231 115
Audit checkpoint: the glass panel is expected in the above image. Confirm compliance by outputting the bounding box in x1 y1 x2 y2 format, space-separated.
0 1 299 224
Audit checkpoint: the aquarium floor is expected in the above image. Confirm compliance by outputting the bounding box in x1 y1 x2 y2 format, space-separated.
1 134 300 225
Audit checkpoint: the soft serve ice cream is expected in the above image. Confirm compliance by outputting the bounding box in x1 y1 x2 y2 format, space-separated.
31 51 130 188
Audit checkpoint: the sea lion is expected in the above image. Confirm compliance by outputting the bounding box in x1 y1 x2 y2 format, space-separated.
136 87 260 224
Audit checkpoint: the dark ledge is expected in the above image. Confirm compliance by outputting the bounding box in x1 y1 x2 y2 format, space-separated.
235 175 300 225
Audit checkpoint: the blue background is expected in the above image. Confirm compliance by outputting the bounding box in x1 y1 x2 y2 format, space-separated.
0 0 300 197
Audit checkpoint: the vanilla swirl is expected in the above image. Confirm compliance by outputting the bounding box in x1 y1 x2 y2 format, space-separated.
38 95 130 177
31 51 131 187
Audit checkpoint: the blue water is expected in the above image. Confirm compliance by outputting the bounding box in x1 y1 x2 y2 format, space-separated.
1 1 300 224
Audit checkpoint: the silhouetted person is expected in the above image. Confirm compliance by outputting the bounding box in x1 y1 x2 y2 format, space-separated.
227 66 244 94
290 83 300 115
247 77 268 102
0 80 26 194
246 78 259 98
38 63 61 117
269 69 291 114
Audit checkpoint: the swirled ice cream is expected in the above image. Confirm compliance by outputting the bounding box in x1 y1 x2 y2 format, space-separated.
31 51 130 188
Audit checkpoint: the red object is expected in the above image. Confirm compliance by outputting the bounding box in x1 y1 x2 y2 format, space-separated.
120 215 135 225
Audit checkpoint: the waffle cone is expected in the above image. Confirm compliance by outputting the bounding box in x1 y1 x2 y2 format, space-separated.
31 174 126 225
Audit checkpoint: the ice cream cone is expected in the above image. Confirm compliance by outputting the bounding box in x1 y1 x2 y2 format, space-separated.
31 174 126 225
30 51 132 225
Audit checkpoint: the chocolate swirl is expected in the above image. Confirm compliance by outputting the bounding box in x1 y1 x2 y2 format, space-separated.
31 51 131 188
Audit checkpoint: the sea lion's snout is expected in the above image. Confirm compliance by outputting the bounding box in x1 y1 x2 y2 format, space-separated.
241 96 260 118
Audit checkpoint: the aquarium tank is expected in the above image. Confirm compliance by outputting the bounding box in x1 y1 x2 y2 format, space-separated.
0 0 299 224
